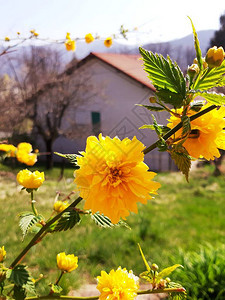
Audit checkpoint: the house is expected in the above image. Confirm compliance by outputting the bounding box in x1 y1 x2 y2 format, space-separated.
48 52 175 171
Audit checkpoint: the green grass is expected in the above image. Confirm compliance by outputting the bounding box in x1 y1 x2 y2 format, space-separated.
0 162 225 295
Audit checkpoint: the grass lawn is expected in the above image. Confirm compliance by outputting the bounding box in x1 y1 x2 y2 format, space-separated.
0 162 225 295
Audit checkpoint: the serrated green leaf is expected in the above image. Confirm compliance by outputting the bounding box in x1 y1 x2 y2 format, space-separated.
194 60 225 90
157 264 183 281
136 104 165 111
188 16 203 72
91 212 130 229
139 47 186 98
156 89 184 108
181 116 191 136
54 152 79 167
54 208 80 232
8 265 30 287
170 146 191 182
168 282 187 299
193 90 225 105
19 213 42 240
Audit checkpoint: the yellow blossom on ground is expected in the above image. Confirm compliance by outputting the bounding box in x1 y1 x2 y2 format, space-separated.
167 104 225 160
56 252 78 273
97 267 139 300
85 33 94 43
205 46 225 68
54 200 70 213
0 246 6 262
104 37 113 48
65 39 76 51
74 134 161 224
0 144 17 157
17 169 45 189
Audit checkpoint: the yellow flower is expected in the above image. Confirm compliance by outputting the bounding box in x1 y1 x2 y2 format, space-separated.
104 37 113 48
56 252 78 273
17 32 20 35
0 246 6 263
0 144 17 157
17 169 45 189
34 32 39 37
5 37 10 42
66 32 70 39
74 134 161 224
205 46 225 68
65 39 76 51
167 104 225 160
54 201 70 213
16 143 37 166
85 33 94 44
97 267 139 300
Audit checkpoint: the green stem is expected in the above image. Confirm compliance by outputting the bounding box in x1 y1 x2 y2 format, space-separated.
143 104 217 155
10 197 83 269
31 190 38 216
25 287 185 300
55 271 65 286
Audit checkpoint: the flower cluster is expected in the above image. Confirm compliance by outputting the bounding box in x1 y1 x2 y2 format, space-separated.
74 134 160 224
167 104 225 160
17 169 45 189
56 252 78 273
97 267 139 300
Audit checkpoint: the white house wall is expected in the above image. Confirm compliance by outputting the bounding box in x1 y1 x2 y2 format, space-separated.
40 57 175 171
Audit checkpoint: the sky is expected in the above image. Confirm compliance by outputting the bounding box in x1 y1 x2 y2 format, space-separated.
0 0 225 45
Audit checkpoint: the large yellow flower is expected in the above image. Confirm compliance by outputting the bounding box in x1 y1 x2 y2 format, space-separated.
167 104 225 160
16 142 37 166
97 267 139 300
56 252 78 273
74 134 160 224
17 169 45 189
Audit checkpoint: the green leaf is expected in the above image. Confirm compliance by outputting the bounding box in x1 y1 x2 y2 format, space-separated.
54 152 80 167
49 283 63 294
181 116 191 136
168 282 187 299
170 146 191 182
13 285 26 300
193 90 225 105
139 124 170 134
136 104 165 111
138 243 151 272
157 264 183 281
194 60 225 90
54 208 80 232
19 212 42 240
156 89 184 108
91 212 131 229
139 270 153 282
139 47 186 97
188 16 203 71
8 265 30 287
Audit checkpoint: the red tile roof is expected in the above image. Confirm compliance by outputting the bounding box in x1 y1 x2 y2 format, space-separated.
84 52 156 91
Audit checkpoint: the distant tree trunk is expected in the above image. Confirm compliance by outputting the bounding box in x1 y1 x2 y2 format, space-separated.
213 150 225 176
45 139 54 169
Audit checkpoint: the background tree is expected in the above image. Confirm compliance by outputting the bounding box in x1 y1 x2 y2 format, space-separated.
210 12 225 48
0 46 103 168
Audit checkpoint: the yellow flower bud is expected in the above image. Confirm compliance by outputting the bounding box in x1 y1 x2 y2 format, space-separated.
65 39 76 51
56 252 78 273
193 57 208 69
149 96 157 103
151 263 159 271
66 32 70 39
5 37 10 42
104 37 113 48
0 246 6 263
205 46 225 68
54 200 69 213
17 169 45 189
85 33 94 44
34 32 39 37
